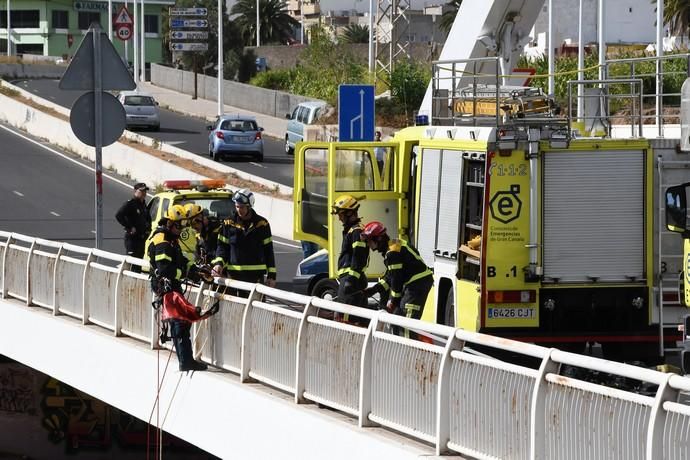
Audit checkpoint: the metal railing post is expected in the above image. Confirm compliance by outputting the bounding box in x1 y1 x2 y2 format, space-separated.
435 329 464 455
0 234 10 299
295 297 317 404
113 259 126 337
52 244 63 316
358 311 380 428
530 348 559 460
82 250 94 325
240 284 262 383
646 373 677 460
25 239 36 306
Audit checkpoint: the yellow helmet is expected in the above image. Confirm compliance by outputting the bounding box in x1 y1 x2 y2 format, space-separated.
166 204 188 223
184 203 204 219
331 194 360 214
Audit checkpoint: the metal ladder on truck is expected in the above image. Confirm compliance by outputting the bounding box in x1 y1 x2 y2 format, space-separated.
657 157 690 361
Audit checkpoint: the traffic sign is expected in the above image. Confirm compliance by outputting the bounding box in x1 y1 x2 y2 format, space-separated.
59 26 136 90
338 85 375 142
169 7 207 16
170 19 208 29
70 92 126 147
114 5 133 25
115 24 132 41
170 43 209 52
170 31 209 40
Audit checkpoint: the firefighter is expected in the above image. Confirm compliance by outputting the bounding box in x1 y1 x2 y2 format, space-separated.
115 182 151 269
331 195 369 309
189 206 223 265
211 189 277 287
149 204 217 372
361 221 433 339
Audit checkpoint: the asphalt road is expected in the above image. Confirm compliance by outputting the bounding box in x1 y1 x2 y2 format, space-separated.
0 121 302 289
13 79 296 187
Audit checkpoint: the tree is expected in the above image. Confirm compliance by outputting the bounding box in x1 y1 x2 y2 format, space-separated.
439 0 463 34
656 0 690 36
231 0 299 46
340 24 369 44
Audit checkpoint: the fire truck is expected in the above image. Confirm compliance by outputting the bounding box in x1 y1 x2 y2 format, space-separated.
292 2 690 361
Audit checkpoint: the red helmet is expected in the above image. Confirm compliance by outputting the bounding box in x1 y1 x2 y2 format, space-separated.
362 221 387 240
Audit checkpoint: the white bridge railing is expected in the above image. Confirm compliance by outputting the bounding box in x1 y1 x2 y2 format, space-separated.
1 231 688 459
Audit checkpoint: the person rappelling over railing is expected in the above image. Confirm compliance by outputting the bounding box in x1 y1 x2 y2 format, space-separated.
148 204 219 372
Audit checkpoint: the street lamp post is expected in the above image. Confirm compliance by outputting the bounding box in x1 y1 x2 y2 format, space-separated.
133 0 138 84
218 0 223 117
140 0 146 82
368 0 374 72
300 1 304 45
256 0 260 47
6 0 11 57
108 0 113 40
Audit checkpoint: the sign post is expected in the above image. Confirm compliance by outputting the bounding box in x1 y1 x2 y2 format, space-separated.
169 7 208 100
114 5 133 42
59 23 136 249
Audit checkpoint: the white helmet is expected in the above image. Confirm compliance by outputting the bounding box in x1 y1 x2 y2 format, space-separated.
233 188 255 207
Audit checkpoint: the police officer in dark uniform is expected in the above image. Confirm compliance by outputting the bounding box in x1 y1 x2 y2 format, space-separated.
115 182 151 264
362 221 433 339
331 195 369 309
211 188 277 287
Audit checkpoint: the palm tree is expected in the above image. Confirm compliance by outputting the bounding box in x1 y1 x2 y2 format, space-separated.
439 0 463 34
231 0 299 46
340 24 369 44
656 0 690 36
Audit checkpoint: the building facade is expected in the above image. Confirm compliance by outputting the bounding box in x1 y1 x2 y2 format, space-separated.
0 0 174 64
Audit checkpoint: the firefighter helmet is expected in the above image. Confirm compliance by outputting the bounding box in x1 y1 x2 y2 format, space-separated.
330 194 360 215
166 204 188 223
361 221 387 239
233 188 255 207
184 203 204 219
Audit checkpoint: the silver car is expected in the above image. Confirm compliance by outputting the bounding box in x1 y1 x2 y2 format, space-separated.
117 90 160 131
207 114 264 162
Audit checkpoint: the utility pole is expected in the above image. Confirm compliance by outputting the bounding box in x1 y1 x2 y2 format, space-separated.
368 0 374 72
133 0 138 84
108 0 113 40
6 0 11 56
218 0 223 117
256 0 260 47
140 0 146 82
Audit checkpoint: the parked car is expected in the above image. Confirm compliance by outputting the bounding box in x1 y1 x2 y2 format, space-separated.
293 248 338 299
284 101 327 155
207 114 264 162
117 90 160 131
293 248 383 307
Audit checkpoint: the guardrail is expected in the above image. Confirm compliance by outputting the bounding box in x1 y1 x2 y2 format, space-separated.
1 230 688 458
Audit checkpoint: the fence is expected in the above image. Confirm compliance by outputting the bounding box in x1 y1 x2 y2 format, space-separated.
0 230 688 459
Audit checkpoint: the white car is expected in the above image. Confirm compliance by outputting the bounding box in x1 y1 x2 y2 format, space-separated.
117 90 160 131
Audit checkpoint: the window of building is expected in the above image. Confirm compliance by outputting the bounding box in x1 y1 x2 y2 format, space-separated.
52 10 69 29
144 14 158 34
78 11 101 30
0 10 40 28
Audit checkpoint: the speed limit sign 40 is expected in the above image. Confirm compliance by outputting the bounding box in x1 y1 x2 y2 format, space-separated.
116 24 132 41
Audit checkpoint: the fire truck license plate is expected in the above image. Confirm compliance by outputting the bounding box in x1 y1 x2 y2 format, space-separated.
487 307 536 319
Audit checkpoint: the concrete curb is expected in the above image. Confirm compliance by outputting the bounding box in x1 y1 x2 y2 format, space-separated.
0 80 296 241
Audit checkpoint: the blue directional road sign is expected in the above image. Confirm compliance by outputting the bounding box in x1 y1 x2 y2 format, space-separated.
338 84 375 142
170 18 208 28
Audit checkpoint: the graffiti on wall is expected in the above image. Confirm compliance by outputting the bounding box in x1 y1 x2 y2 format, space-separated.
0 365 36 415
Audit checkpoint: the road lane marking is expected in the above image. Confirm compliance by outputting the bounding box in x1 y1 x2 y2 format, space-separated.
50 211 60 217
12 190 24 197
0 124 135 190
166 141 187 146
250 162 266 168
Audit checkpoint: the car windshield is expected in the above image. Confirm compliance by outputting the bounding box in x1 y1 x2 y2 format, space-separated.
176 197 235 219
220 120 257 131
124 95 155 106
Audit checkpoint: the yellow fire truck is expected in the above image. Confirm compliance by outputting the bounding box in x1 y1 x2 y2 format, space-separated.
293 54 690 362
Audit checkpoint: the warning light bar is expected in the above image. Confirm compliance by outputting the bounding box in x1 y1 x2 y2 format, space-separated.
163 179 227 190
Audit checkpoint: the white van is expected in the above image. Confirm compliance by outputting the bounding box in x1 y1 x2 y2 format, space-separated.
284 101 327 155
